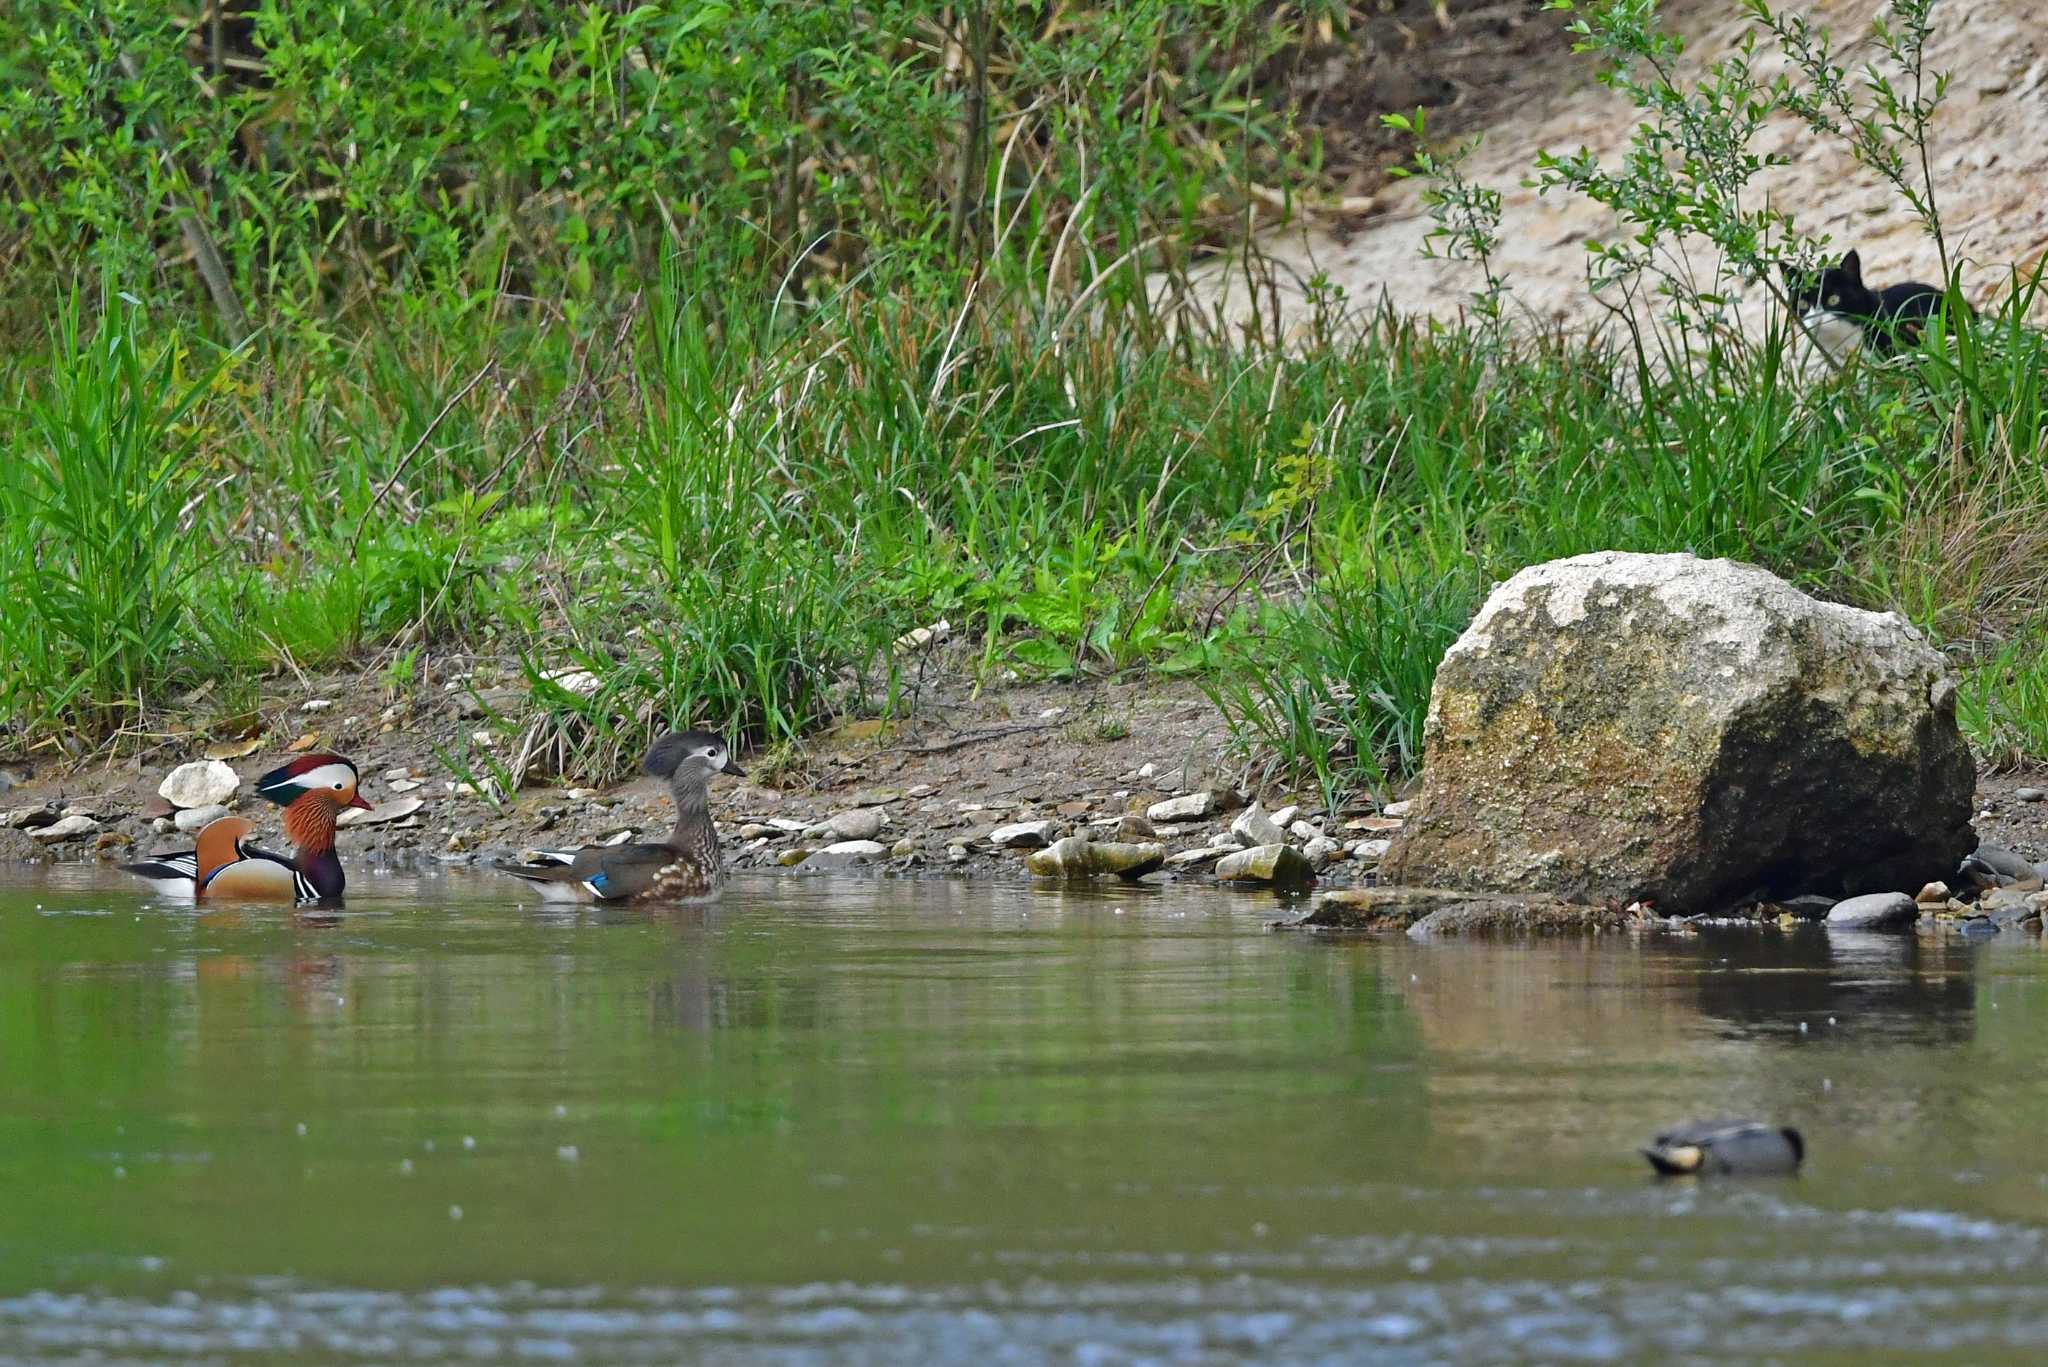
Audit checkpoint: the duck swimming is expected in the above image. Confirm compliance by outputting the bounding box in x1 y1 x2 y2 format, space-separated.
1642 1120 1805 1176
491 729 745 903
122 753 373 902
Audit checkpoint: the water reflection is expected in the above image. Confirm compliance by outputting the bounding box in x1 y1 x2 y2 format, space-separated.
1689 928 1980 1044
5 867 2048 1363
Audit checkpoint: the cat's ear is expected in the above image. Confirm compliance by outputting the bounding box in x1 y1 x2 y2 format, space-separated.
1839 249 1862 282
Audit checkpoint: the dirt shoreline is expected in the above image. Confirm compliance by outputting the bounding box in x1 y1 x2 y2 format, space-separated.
4 662 2046 907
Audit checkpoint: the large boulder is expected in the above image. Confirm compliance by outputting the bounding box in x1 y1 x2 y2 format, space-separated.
1381 551 1974 914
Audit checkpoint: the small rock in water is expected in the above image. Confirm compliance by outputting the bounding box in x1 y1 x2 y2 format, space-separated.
1025 836 1166 882
1146 792 1216 823
1214 843 1315 891
990 819 1059 849
1824 892 1918 930
1230 803 1284 848
159 759 240 810
173 804 231 833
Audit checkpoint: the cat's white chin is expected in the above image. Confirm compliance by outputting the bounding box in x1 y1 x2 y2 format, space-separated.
1797 308 1867 362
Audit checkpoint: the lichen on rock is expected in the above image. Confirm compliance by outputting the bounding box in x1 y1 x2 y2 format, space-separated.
1382 551 1975 915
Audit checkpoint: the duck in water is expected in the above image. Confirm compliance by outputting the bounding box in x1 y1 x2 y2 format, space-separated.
491 730 746 903
123 754 374 902
1642 1120 1804 1176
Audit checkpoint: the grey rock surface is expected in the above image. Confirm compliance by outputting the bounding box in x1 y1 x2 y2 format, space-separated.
1383 551 1975 914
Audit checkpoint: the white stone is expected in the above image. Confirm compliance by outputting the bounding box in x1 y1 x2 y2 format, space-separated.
1147 792 1215 822
1270 805 1300 829
159 759 240 810
173 804 231 832
301 698 334 712
538 667 602 697
338 797 425 827
1351 838 1393 862
1288 819 1321 842
31 815 98 843
1231 803 1285 848
806 808 886 842
1305 836 1343 865
1382 800 1413 819
991 819 1059 849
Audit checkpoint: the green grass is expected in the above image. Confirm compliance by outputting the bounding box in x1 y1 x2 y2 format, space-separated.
6 2 2048 796
6 259 2048 798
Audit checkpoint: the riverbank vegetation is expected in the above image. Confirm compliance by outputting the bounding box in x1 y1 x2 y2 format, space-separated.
3 0 2044 806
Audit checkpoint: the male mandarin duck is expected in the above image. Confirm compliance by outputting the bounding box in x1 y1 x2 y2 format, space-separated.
122 754 373 902
492 730 745 903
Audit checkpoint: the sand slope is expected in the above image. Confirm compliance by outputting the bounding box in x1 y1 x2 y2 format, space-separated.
1192 0 2048 334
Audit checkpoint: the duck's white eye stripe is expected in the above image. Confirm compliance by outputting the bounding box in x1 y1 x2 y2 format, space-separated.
292 763 355 791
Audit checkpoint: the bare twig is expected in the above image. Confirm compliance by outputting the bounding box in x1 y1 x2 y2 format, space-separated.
347 361 495 558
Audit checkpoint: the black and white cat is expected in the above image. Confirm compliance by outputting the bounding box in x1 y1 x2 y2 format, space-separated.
1781 249 1954 359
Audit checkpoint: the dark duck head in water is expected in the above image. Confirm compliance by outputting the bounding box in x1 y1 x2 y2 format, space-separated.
1642 1119 1805 1177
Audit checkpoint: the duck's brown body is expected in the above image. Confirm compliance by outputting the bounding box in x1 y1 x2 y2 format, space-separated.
493 730 743 903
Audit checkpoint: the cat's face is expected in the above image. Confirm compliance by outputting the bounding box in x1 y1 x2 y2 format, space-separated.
1782 250 1880 320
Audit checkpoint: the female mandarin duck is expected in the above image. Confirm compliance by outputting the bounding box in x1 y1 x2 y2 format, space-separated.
122 754 373 902
491 730 745 902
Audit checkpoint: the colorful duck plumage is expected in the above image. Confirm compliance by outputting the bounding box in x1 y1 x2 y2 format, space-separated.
123 753 372 903
492 730 744 903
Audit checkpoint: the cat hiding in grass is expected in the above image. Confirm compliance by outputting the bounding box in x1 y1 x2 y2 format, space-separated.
1781 249 1959 359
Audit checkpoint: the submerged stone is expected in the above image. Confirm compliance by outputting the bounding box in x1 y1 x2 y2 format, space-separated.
1824 892 1918 930
1214 843 1314 890
1025 836 1165 881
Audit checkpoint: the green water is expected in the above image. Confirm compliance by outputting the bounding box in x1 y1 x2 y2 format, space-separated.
4 867 2048 1363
